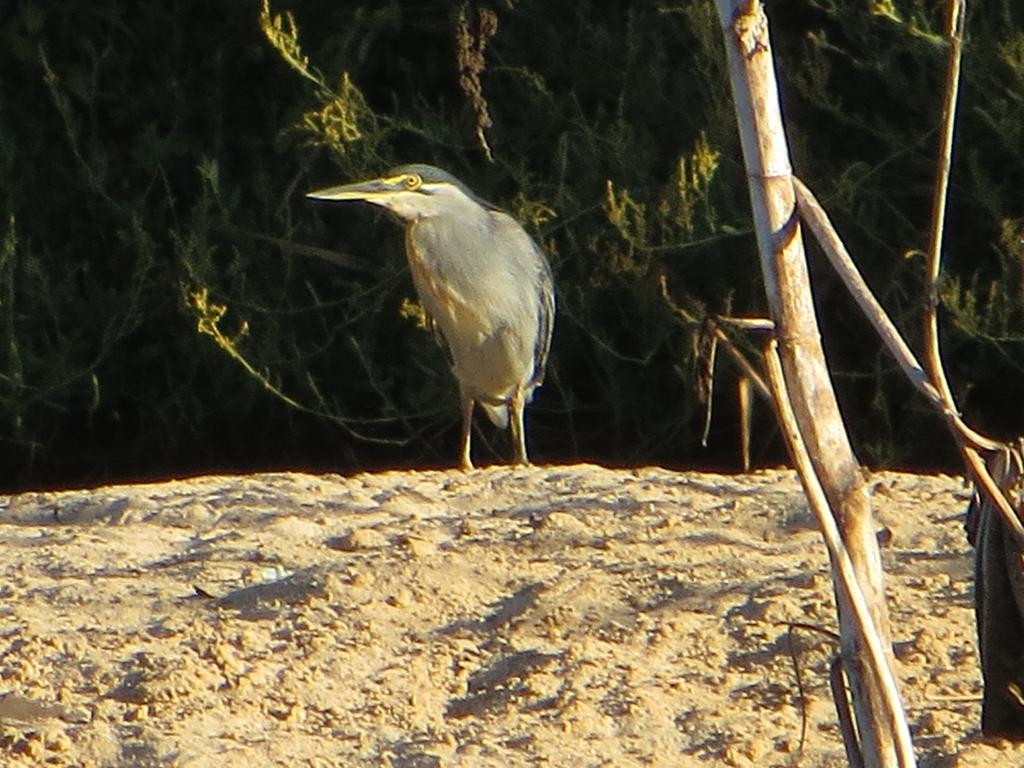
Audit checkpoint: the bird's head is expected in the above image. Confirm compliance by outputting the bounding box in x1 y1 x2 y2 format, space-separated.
307 164 495 222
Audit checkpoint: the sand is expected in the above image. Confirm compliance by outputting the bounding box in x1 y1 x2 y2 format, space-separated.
1 464 1021 767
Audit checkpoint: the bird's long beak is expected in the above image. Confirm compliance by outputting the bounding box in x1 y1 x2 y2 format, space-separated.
306 177 395 202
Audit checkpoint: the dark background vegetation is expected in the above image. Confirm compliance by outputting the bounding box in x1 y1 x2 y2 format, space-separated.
1 0 1022 491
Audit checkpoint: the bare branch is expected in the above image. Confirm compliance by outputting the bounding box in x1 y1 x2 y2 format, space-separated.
218 223 375 276
831 658 866 768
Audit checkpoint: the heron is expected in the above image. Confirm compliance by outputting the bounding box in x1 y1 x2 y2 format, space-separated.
307 164 555 470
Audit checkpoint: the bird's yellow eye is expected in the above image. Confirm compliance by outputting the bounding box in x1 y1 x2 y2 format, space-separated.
403 174 422 190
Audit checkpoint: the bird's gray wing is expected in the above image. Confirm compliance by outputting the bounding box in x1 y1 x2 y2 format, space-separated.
487 211 555 394
529 248 555 392
493 212 555 394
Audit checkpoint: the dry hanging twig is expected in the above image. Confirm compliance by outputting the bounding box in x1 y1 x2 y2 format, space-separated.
455 4 498 162
660 275 772 463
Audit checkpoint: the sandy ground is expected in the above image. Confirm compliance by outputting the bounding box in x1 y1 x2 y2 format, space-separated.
0 464 1022 767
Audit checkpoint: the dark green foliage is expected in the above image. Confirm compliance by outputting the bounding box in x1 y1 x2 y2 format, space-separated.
1 0 1022 489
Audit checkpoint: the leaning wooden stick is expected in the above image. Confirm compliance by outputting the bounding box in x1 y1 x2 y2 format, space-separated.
792 179 998 451
764 342 916 768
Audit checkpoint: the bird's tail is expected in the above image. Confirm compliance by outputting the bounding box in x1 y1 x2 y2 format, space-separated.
481 402 509 429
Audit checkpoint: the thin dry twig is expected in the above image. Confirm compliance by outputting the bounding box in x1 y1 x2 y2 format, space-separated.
217 224 375 276
923 0 968 409
695 318 718 446
831 657 866 768
916 0 1024 542
782 622 841 765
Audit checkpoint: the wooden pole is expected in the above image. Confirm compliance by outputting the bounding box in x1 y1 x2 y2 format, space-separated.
712 2 913 765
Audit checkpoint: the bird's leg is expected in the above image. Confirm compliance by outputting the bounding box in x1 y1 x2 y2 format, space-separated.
460 394 475 470
510 386 529 465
